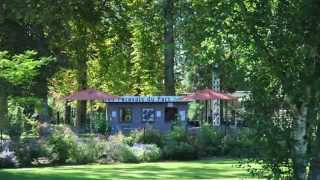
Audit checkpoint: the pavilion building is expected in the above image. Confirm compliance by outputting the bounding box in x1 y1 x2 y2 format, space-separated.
105 96 190 133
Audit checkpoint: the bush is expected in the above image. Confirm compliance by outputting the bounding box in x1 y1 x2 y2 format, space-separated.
115 144 139 163
104 133 134 163
24 118 40 137
45 125 78 164
167 125 189 143
222 130 255 157
0 150 17 168
161 124 197 160
131 144 161 162
162 141 197 160
130 128 163 147
104 134 138 163
195 125 224 157
15 139 44 167
71 137 105 164
8 106 25 142
103 133 160 163
94 112 107 134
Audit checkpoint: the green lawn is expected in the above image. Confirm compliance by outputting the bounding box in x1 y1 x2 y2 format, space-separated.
0 159 260 180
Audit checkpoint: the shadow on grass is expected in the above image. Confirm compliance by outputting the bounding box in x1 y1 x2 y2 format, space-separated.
0 159 255 180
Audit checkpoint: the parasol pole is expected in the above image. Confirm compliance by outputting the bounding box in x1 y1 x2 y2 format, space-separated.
205 100 208 124
90 101 93 134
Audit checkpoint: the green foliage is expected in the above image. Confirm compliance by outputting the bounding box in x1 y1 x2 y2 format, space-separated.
242 95 294 179
167 125 189 142
162 124 197 160
45 126 106 165
129 4 164 95
24 118 40 137
104 133 129 162
49 69 78 97
104 133 161 163
192 125 257 158
162 141 197 160
71 137 105 164
0 51 51 85
114 144 139 163
45 126 78 164
130 128 163 147
93 112 107 134
195 125 224 157
131 144 161 162
221 130 256 158
104 134 139 163
7 106 26 142
104 133 138 163
15 139 44 167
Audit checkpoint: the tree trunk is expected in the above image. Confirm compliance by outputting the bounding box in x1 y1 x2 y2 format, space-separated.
293 103 308 180
64 101 71 125
76 100 87 129
309 126 320 180
308 101 320 180
76 54 88 129
38 95 50 122
0 85 8 130
164 0 175 95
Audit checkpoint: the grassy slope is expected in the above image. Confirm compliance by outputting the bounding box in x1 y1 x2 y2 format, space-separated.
0 159 259 180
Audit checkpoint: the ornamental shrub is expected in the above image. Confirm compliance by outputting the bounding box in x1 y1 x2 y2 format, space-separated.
15 138 44 167
161 124 197 160
131 144 161 162
71 137 106 164
94 113 107 134
167 125 189 143
8 106 25 143
130 128 163 147
112 144 138 163
45 125 77 164
162 141 197 160
222 129 255 157
195 125 224 157
104 133 135 163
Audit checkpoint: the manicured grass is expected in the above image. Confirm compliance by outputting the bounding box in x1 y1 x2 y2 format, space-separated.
0 159 259 180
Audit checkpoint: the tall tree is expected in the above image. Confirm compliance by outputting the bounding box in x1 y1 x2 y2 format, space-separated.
163 0 175 95
86 0 164 96
176 0 320 178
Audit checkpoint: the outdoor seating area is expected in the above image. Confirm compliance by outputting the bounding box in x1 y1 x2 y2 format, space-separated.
59 88 241 135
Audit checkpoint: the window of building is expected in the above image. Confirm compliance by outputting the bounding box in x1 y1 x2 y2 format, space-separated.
142 108 155 122
119 108 132 123
165 107 178 122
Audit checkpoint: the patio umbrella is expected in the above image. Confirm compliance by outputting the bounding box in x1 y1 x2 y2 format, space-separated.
182 89 237 101
182 89 237 124
64 88 118 132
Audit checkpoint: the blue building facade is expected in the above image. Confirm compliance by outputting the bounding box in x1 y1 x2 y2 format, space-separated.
105 96 189 133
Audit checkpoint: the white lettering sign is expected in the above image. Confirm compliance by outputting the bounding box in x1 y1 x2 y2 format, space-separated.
105 96 189 103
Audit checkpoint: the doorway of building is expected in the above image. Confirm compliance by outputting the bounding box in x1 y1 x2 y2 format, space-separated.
165 107 178 122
